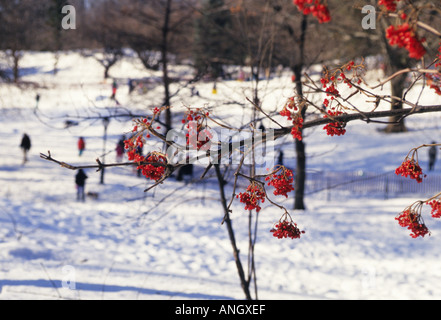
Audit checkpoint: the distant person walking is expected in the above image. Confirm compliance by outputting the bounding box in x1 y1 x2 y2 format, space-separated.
115 136 125 162
75 169 88 201
128 79 135 94
429 142 438 171
78 137 85 157
111 79 118 100
20 133 31 164
35 94 40 108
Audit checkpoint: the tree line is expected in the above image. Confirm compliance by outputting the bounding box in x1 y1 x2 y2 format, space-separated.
0 0 384 83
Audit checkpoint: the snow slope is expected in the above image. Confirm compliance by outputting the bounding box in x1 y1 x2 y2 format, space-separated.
1 51 441 300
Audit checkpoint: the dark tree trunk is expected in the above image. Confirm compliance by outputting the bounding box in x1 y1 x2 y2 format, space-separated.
104 65 110 79
162 0 172 131
293 15 308 210
214 164 252 300
13 51 20 83
380 20 409 133
294 133 306 210
384 74 408 133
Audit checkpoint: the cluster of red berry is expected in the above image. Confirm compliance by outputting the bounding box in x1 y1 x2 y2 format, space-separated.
290 118 304 141
319 62 364 136
265 167 294 198
386 23 426 60
270 220 305 239
395 209 430 238
280 97 304 141
395 159 425 183
122 108 169 182
186 121 213 151
324 83 340 99
427 200 441 219
280 97 298 120
293 0 331 24
378 0 401 12
136 153 168 182
321 62 363 95
182 109 212 151
125 117 159 158
323 110 346 136
181 108 209 124
237 183 266 213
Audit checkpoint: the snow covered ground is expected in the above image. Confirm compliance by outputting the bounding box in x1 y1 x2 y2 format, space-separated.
1 51 441 300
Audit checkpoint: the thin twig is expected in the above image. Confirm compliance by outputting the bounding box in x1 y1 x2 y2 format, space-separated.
246 97 284 128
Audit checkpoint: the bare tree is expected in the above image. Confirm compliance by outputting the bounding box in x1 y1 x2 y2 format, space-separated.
109 0 197 130
81 1 125 79
0 0 49 82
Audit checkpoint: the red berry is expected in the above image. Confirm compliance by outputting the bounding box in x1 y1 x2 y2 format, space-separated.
293 0 331 23
266 168 294 198
427 200 441 219
395 159 425 183
395 209 430 238
270 220 305 239
237 184 266 212
136 153 167 182
323 110 346 136
386 23 426 60
378 0 400 12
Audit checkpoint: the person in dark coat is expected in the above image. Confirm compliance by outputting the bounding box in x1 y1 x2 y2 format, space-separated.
176 164 193 183
75 169 88 201
20 133 31 164
429 142 438 171
128 79 135 94
277 150 284 166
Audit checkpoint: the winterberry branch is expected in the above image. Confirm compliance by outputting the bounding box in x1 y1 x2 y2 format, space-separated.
246 97 285 129
370 68 440 90
39 151 168 172
274 104 441 139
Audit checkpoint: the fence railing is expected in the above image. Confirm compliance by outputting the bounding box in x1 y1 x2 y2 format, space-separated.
305 170 441 200
171 166 441 203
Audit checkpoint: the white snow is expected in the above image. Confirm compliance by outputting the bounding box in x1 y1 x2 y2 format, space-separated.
1 51 441 300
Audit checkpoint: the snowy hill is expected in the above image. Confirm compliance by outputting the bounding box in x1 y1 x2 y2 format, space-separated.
1 51 441 300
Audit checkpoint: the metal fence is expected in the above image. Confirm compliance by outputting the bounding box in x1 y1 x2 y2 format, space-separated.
171 166 441 202
305 170 441 200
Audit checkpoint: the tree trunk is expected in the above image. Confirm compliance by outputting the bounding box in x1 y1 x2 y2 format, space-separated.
53 51 60 75
293 63 306 210
214 164 252 300
294 134 306 210
293 15 308 210
379 19 409 133
104 65 110 79
384 74 408 133
162 0 172 131
13 50 20 83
